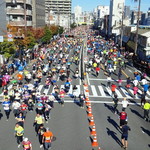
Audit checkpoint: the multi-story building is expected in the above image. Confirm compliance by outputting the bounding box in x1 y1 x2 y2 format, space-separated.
6 0 32 27
45 0 71 29
94 5 109 32
124 6 130 19
74 5 82 25
32 0 45 28
0 0 7 36
108 0 125 42
131 10 142 25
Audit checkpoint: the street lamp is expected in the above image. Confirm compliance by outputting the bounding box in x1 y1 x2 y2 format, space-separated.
134 0 141 55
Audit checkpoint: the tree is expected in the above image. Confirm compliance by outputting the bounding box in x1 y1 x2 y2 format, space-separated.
58 26 64 35
31 28 45 41
0 40 16 58
41 26 52 43
50 25 59 35
70 22 77 29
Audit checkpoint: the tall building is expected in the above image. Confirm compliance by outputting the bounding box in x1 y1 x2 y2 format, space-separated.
6 0 32 27
97 5 109 19
45 0 71 29
74 5 82 24
0 0 7 36
32 0 45 28
131 10 142 25
108 0 125 40
124 6 130 19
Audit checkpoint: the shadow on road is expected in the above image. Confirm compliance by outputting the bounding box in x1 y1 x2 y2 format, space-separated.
130 108 143 119
106 127 123 147
107 116 121 133
141 127 150 136
104 103 114 113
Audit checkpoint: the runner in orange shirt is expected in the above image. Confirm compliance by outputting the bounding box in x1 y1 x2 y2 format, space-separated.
42 128 54 150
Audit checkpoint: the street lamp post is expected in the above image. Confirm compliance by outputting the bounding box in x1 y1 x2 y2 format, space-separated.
23 0 27 36
134 0 141 55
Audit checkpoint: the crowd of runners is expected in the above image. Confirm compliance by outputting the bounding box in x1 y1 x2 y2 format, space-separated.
0 26 149 150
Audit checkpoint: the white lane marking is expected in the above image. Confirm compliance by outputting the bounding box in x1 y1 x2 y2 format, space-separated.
89 78 127 82
68 85 72 94
115 88 123 98
129 69 132 73
98 85 107 97
52 100 142 105
43 85 51 95
105 87 112 96
37 85 43 92
91 85 98 96
76 85 81 96
87 73 90 85
120 87 132 99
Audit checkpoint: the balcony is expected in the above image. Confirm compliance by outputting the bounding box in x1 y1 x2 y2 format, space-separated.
7 8 24 15
7 8 32 16
5 0 32 6
9 20 32 27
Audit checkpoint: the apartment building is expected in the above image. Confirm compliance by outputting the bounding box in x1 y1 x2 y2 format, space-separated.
6 0 32 27
32 0 45 28
45 0 71 28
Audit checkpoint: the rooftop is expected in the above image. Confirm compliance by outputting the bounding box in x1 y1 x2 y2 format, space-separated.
132 29 150 37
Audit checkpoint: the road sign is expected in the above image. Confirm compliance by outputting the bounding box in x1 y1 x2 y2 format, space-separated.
8 38 13 42
0 36 4 42
8 34 12 38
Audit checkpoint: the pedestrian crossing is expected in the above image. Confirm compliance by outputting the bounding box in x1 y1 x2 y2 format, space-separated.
0 84 150 100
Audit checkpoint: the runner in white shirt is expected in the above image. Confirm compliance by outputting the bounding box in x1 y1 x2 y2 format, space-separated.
133 79 139 87
121 97 129 111
141 78 147 85
12 101 21 117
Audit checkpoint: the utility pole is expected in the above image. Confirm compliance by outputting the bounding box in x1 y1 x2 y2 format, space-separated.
24 0 27 36
134 0 141 55
120 3 124 49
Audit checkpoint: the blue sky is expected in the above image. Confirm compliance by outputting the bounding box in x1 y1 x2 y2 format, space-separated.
72 0 150 13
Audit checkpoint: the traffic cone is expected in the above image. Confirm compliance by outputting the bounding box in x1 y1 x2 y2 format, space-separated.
86 101 91 106
89 117 95 126
90 126 96 135
87 105 92 112
91 135 98 147
85 97 90 102
87 108 93 117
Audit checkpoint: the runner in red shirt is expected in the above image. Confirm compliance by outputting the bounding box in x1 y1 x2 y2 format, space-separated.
22 137 32 150
119 110 127 128
95 66 100 77
20 102 28 118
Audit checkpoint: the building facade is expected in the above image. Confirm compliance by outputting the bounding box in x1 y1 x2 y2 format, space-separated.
32 0 45 28
45 0 71 29
0 0 7 36
6 0 32 27
108 0 125 43
124 6 130 19
74 5 82 24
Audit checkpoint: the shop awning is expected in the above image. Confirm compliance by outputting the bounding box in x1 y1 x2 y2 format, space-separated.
127 40 135 50
122 36 129 43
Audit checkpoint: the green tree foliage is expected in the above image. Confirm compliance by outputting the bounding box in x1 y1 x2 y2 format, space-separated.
70 22 77 29
58 26 64 35
41 27 52 43
0 40 16 58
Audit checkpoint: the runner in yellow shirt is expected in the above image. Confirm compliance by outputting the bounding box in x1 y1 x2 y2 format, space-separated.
14 123 24 148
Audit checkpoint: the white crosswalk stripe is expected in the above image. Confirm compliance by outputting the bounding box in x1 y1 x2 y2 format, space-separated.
0 84 150 100
98 85 107 97
91 85 98 96
43 85 51 95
